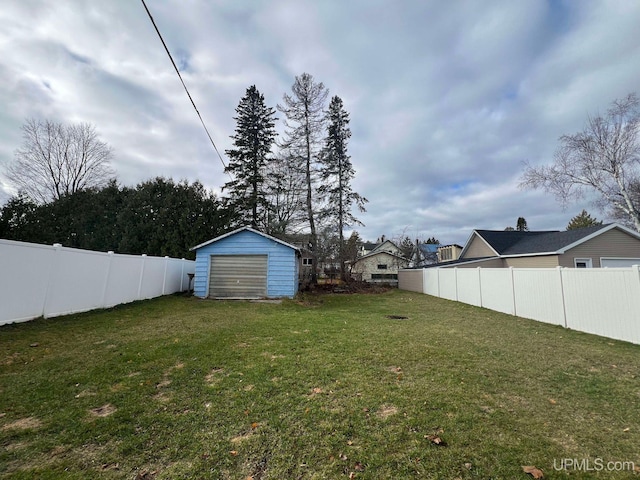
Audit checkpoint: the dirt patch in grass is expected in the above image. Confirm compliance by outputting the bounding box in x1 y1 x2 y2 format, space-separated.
205 368 225 385
89 404 117 417
2 416 42 431
376 405 398 419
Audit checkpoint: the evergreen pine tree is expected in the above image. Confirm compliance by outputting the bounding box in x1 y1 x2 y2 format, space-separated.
318 96 368 280
223 85 276 228
567 209 603 230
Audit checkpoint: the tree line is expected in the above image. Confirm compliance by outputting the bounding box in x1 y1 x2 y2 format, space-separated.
0 178 230 260
1 73 367 272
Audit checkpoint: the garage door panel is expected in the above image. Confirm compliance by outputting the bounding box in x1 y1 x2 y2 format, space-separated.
209 255 267 298
600 258 640 268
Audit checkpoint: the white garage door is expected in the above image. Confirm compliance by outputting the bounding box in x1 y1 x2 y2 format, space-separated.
209 255 267 298
600 258 640 268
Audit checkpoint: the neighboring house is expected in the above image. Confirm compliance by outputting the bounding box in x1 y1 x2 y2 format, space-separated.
349 240 409 284
191 226 300 299
437 223 640 269
437 244 463 263
358 241 379 257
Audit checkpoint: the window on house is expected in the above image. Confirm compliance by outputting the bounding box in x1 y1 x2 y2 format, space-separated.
302 258 313 266
371 274 398 280
574 258 593 268
377 264 387 270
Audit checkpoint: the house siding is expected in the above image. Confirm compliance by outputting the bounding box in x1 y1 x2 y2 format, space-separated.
351 252 408 282
440 257 504 268
462 235 496 259
505 255 559 268
558 228 640 267
193 230 298 298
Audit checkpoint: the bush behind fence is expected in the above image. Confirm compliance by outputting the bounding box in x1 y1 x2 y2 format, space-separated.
399 266 640 345
0 239 196 326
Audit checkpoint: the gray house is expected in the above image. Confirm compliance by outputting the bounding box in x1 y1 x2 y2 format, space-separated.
191 227 300 299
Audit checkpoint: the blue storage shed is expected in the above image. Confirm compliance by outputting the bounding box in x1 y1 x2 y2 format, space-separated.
190 227 300 299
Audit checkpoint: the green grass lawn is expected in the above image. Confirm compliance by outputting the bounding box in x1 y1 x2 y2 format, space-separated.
1 290 639 479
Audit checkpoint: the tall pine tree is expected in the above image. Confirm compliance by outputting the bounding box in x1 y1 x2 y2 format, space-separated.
223 85 277 228
318 96 368 280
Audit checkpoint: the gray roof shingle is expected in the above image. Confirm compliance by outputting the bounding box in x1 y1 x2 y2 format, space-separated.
475 224 611 255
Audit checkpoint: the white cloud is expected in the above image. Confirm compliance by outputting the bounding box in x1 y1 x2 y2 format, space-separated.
1 0 638 245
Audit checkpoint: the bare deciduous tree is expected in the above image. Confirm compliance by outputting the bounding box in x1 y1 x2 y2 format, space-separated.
263 151 307 235
278 73 329 281
520 93 640 231
5 119 115 203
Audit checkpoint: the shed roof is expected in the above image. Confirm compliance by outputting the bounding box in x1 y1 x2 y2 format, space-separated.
190 226 300 252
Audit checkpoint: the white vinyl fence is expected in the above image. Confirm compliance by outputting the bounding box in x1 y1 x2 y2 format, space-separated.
399 266 640 345
0 239 195 326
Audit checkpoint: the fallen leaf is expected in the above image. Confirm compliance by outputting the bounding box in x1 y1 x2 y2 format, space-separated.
522 465 544 479
251 422 259 430
30 343 39 348
464 462 472 469
339 453 348 461
623 427 630 432
312 387 323 394
347 440 354 446
348 473 356 479
354 461 365 471
548 399 557 405
230 450 238 456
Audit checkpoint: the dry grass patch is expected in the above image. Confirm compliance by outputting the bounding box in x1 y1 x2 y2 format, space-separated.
1 417 42 431
88 404 116 418
376 405 398 419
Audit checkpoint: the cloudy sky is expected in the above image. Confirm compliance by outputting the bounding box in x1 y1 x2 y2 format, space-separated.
1 0 639 245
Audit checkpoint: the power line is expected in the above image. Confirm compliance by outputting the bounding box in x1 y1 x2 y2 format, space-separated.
140 0 228 172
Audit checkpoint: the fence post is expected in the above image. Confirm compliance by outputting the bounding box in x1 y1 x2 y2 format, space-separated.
510 267 517 316
558 266 568 328
101 251 115 308
454 268 459 301
42 243 63 319
477 267 483 308
138 254 147 300
436 268 441 297
180 259 186 292
422 268 428 295
162 256 169 295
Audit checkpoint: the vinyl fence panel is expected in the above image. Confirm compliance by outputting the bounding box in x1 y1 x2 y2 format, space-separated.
438 269 458 301
399 265 640 345
0 240 195 326
44 247 112 318
456 268 482 307
139 256 167 300
478 269 515 315
512 268 565 326
424 269 439 296
562 268 640 344
0 241 55 323
103 254 145 307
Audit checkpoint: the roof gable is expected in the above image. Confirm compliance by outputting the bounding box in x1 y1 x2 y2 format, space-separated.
460 223 640 259
190 226 300 252
372 240 401 254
